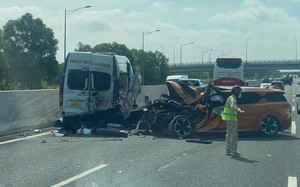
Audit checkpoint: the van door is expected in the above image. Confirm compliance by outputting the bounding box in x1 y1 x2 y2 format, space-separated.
89 54 114 113
62 52 92 116
122 73 141 118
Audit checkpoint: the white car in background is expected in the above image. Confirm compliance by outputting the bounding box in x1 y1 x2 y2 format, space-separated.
260 83 271 88
178 79 205 90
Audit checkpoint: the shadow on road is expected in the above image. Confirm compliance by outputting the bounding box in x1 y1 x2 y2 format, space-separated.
230 155 260 165
194 132 299 142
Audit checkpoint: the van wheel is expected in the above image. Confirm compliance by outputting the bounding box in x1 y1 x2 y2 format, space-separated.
168 115 194 139
259 116 280 136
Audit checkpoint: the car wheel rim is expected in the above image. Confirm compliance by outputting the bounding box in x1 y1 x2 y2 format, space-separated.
173 117 192 138
259 116 278 135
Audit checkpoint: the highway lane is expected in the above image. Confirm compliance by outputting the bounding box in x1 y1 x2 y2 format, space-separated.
0 83 299 187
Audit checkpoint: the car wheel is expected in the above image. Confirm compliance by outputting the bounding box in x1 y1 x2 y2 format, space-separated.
259 116 280 136
168 115 194 139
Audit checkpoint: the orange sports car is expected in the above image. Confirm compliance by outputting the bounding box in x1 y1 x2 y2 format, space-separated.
139 81 292 138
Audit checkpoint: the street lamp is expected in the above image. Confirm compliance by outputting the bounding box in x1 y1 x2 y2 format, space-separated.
64 5 91 61
141 29 160 85
202 49 213 64
180 42 194 65
295 38 298 62
246 38 249 62
220 41 224 58
173 42 177 65
142 29 160 51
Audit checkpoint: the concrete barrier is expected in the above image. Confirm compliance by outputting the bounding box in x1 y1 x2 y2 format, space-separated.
0 85 169 136
0 89 59 136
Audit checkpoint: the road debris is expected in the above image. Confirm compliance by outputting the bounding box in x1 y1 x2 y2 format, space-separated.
39 140 47 143
186 139 213 144
19 132 29 136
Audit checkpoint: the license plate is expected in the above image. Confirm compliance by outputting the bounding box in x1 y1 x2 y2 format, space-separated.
70 100 81 107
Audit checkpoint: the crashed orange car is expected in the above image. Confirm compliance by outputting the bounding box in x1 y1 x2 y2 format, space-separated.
137 81 292 138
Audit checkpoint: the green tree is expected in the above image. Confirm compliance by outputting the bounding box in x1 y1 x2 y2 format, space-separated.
75 42 170 85
0 29 9 81
2 13 59 88
76 42 138 71
76 42 92 52
93 42 136 67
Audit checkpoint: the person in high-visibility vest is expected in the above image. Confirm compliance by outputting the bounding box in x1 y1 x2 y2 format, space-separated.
221 86 244 156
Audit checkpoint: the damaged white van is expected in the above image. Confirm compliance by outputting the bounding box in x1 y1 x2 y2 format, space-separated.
59 52 141 132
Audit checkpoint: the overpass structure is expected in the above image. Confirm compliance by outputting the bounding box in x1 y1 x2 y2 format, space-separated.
169 59 300 78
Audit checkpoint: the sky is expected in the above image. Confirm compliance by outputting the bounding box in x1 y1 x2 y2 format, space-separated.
1 0 300 64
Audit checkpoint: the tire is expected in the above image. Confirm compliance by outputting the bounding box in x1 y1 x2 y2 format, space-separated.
168 115 194 139
297 104 300 114
259 116 280 136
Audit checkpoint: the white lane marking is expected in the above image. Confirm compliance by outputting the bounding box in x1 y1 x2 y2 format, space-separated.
292 106 295 112
51 163 108 187
291 121 296 135
288 176 297 187
292 99 295 102
0 132 51 146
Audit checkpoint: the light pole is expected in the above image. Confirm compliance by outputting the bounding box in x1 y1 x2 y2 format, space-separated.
180 42 194 65
295 38 298 62
246 38 249 62
202 49 213 64
220 41 224 58
173 42 177 65
64 5 91 61
141 29 160 85
142 29 160 51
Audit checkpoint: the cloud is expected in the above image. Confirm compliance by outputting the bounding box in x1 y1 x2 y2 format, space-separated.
243 0 262 7
182 7 195 13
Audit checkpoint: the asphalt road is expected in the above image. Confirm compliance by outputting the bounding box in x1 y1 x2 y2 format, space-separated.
0 83 299 187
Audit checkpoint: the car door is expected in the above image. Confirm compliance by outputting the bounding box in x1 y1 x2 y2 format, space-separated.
195 85 227 131
121 74 141 119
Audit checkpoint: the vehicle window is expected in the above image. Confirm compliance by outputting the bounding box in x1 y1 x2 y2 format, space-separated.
262 78 272 83
264 92 287 102
67 69 88 90
131 75 141 99
217 61 241 68
237 92 261 104
180 80 200 87
92 71 111 91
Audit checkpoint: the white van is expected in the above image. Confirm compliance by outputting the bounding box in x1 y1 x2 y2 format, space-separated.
166 75 188 82
59 52 141 132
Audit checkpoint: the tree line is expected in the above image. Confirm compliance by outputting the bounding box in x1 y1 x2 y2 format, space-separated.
0 13 170 90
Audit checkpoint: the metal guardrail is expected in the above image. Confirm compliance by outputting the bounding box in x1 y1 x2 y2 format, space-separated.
170 59 299 66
